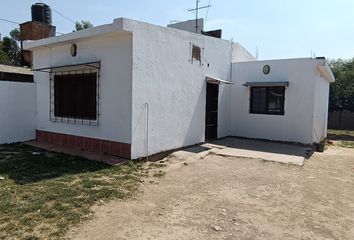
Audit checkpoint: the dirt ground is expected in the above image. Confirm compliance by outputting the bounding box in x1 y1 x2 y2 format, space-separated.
68 145 354 240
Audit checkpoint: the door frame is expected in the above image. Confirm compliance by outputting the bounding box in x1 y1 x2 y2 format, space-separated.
205 82 219 141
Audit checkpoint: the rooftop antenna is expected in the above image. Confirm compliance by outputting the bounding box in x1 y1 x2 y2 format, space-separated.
188 0 211 33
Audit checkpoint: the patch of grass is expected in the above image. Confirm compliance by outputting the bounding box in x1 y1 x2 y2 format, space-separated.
327 129 354 148
0 144 144 240
148 162 167 168
327 129 354 137
327 129 354 141
152 170 166 178
340 141 354 148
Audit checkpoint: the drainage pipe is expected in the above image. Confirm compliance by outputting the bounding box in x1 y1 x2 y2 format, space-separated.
145 102 149 161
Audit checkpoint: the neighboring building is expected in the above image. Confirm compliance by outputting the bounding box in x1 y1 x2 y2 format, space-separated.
0 64 36 144
167 19 204 34
23 18 334 159
20 3 56 67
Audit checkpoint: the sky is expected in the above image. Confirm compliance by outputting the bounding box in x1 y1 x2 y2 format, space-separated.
1 0 353 60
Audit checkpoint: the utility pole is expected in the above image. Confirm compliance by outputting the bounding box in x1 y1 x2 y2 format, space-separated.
188 0 211 33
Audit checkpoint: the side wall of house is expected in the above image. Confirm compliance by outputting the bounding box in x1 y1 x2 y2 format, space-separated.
230 58 318 144
231 43 256 63
125 20 236 159
0 81 36 143
312 66 330 142
32 33 133 156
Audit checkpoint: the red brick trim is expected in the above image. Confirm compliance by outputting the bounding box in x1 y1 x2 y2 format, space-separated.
36 130 131 159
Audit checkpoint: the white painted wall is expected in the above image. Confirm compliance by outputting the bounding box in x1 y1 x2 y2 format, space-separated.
32 32 133 144
0 81 36 143
230 58 328 144
312 61 331 142
231 43 256 63
124 19 238 158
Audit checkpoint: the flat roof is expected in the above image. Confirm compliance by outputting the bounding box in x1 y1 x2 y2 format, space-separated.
23 18 232 51
0 64 33 75
23 18 128 50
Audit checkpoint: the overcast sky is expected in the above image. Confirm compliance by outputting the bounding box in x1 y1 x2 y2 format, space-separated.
1 0 353 60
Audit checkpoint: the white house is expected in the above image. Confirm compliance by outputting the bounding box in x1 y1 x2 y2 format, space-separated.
23 18 334 159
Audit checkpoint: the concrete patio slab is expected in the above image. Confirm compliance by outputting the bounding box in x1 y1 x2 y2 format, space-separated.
177 137 313 166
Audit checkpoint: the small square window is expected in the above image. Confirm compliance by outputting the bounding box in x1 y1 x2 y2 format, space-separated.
250 86 285 115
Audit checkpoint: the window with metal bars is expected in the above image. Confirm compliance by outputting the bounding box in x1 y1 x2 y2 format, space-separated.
250 86 285 115
50 70 99 125
192 45 201 62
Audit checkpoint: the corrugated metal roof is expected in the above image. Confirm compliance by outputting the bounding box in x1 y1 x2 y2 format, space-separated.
0 64 33 75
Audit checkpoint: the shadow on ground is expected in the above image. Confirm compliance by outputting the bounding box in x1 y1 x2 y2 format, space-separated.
0 144 111 184
183 146 212 154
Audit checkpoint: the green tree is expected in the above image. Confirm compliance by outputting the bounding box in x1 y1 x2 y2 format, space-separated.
75 20 93 31
1 37 21 66
329 58 354 112
9 29 20 41
0 39 10 64
0 29 21 66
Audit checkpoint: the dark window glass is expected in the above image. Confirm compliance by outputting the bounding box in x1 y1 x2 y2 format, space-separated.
268 87 285 114
250 87 267 113
0 72 33 82
250 86 285 115
54 73 97 120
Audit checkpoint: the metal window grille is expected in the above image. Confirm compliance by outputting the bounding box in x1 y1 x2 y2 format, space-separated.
49 67 100 126
189 43 203 66
192 45 201 62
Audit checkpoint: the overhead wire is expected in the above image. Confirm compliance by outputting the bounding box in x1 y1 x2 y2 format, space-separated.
51 8 76 24
0 17 20 25
0 17 65 35
37 0 76 24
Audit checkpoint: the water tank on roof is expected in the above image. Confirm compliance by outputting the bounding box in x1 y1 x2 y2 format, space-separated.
31 3 52 25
